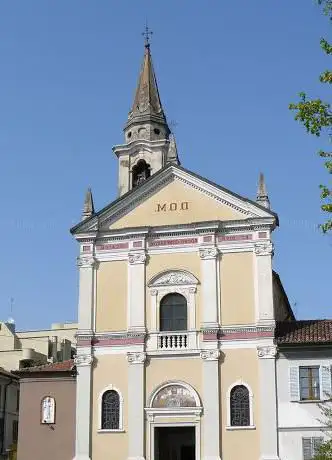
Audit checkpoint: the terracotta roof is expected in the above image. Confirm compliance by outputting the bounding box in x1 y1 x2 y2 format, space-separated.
0 367 19 380
13 359 75 375
276 320 332 345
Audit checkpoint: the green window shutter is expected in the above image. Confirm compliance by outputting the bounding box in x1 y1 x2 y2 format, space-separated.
289 366 300 401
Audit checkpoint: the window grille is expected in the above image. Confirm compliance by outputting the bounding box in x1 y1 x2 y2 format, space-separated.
230 385 250 426
101 390 120 430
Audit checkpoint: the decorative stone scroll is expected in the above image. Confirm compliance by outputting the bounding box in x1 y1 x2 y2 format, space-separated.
74 354 93 366
149 270 198 287
199 247 219 260
254 243 274 257
77 256 96 268
200 349 220 361
127 352 146 364
152 384 197 408
128 252 146 265
256 346 277 359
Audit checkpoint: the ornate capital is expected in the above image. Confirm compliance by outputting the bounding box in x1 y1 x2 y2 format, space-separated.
128 252 146 265
77 256 96 268
199 247 219 260
150 289 158 296
257 345 277 359
254 242 274 256
200 349 220 361
127 352 146 364
74 353 93 366
189 286 197 294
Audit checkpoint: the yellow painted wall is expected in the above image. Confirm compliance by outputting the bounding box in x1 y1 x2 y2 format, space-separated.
96 261 127 332
146 357 202 403
220 252 255 325
220 348 260 460
146 252 202 329
92 354 128 460
109 178 245 229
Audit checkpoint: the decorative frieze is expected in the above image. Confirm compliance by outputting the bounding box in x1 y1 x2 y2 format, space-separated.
128 252 146 264
127 352 146 364
199 247 219 260
149 237 198 247
256 345 277 359
74 353 93 366
254 242 274 256
76 256 96 268
218 234 252 242
200 349 220 361
96 242 129 251
150 270 198 287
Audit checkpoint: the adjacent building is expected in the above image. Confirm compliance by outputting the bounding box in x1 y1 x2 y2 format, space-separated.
0 320 77 371
0 368 19 459
276 320 332 460
14 360 76 460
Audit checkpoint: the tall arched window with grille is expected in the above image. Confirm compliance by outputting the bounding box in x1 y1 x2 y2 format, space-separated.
160 293 187 331
101 390 120 430
230 385 250 426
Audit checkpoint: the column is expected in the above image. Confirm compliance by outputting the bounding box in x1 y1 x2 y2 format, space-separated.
201 349 221 460
73 255 96 460
128 252 146 332
199 247 219 328
254 242 274 324
257 345 279 460
127 352 146 460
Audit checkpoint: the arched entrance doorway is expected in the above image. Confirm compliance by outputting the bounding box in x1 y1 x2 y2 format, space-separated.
146 382 202 460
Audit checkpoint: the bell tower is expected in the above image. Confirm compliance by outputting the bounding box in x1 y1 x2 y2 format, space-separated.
113 28 180 196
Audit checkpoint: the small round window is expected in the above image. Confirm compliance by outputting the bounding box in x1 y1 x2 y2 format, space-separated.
154 128 160 135
127 131 132 138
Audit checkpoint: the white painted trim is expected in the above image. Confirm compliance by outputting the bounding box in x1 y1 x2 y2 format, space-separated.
148 381 201 408
98 385 124 431
226 425 256 431
226 381 254 427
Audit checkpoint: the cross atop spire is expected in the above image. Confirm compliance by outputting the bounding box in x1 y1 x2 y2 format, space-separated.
142 24 153 48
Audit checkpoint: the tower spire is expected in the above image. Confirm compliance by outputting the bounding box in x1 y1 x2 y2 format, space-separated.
256 173 270 209
82 188 95 220
125 28 170 136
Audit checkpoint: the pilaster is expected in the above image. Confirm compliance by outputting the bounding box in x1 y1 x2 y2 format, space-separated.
128 251 146 332
73 351 93 460
254 242 274 325
257 345 280 460
199 247 219 328
200 349 221 460
76 255 97 331
73 255 96 460
127 352 146 460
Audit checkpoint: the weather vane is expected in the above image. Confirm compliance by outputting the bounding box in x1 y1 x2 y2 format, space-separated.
142 24 153 47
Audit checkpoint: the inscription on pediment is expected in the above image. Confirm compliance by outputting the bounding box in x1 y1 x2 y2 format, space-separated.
155 202 189 212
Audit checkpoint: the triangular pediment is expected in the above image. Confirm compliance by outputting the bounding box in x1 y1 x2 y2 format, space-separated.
71 165 277 234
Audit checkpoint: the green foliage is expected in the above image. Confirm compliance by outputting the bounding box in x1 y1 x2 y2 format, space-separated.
314 440 332 460
289 1 332 233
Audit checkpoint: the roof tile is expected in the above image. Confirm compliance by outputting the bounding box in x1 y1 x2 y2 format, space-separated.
276 320 332 345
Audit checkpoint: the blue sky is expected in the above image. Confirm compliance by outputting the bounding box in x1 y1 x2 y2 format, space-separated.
0 0 330 330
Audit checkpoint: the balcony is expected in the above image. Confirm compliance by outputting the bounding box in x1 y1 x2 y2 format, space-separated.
158 332 188 350
146 330 199 353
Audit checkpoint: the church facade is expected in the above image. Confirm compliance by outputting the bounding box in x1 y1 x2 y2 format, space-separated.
71 37 294 460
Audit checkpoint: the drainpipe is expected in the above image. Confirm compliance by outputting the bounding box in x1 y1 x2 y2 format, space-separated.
1 377 14 457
